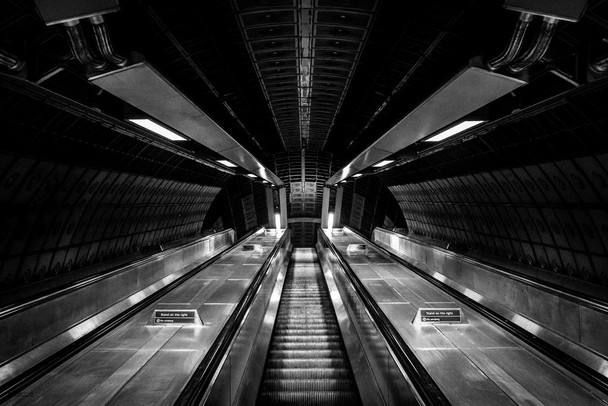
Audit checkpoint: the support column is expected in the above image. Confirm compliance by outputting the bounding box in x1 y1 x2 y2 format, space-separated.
320 186 330 228
279 188 288 229
265 188 275 227
334 187 344 227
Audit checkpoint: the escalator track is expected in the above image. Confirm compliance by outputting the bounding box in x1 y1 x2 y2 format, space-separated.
257 249 362 406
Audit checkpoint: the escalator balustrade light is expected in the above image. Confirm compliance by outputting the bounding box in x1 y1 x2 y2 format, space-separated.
128 118 186 141
424 120 486 142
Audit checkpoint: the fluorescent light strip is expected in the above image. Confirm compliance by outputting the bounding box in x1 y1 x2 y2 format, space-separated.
373 160 394 168
129 118 186 141
424 120 486 142
217 159 237 168
352 173 362 178
247 174 257 178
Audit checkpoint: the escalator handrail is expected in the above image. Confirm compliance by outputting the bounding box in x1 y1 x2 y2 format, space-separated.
348 226 608 396
175 229 291 406
318 229 451 406
0 229 237 320
374 226 608 314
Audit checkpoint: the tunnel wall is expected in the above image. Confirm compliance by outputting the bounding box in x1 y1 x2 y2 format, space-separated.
0 152 220 292
340 175 406 238
203 176 270 239
389 154 608 286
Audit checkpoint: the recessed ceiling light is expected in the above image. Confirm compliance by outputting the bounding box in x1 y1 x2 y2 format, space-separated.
128 118 186 141
372 160 394 168
217 159 237 168
352 173 362 178
424 120 486 142
247 174 257 178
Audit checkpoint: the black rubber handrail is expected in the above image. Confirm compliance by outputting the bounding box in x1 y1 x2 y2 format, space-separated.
375 227 608 314
176 229 291 405
0 229 236 320
318 230 451 406
349 227 608 396
0 228 259 403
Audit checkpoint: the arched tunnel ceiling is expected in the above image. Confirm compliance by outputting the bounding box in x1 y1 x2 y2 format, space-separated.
1 0 608 290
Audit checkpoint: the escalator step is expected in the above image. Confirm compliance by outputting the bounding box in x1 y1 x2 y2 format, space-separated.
272 328 340 335
257 249 362 406
263 368 352 380
272 334 342 343
271 342 342 351
257 390 360 406
260 378 357 392
266 357 348 369
268 349 346 359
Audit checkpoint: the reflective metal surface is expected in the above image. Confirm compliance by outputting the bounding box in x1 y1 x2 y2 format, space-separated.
317 237 423 406
327 227 608 405
205 232 292 406
3 230 284 405
373 227 608 380
326 67 526 185
0 230 235 387
89 62 283 186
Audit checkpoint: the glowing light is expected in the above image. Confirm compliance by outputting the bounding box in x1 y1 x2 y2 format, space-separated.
275 212 281 232
128 119 186 141
372 160 394 168
424 120 486 142
217 159 237 168
352 173 362 178
328 212 334 232
247 174 257 178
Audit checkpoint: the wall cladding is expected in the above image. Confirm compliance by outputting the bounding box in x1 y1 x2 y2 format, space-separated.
390 154 608 286
0 152 220 291
340 175 406 237
204 176 269 238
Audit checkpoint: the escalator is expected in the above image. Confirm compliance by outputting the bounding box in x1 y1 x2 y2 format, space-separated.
257 248 362 406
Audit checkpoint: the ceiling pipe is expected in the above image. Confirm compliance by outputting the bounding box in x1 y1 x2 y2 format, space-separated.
590 55 608 73
509 17 559 73
0 49 24 71
487 12 534 71
89 15 127 67
64 20 107 70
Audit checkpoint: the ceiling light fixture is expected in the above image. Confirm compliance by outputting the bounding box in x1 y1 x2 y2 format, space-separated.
352 173 362 178
372 160 394 168
247 174 257 178
128 118 186 141
217 159 237 168
424 120 486 142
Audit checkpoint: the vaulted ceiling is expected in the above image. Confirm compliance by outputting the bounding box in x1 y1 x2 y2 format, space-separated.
2 0 608 289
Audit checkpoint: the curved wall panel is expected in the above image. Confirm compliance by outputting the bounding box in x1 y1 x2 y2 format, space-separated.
0 152 220 292
390 154 608 286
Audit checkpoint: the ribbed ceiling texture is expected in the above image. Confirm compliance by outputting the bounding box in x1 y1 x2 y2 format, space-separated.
1 0 608 292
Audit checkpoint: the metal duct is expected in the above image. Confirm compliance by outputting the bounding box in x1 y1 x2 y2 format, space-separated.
64 20 107 70
509 17 559 73
89 15 127 67
325 66 526 186
591 55 608 74
90 62 284 186
487 13 534 71
0 49 24 71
